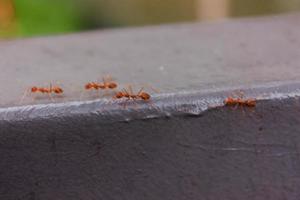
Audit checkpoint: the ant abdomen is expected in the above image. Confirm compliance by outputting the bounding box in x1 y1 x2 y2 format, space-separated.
85 83 93 90
53 88 63 94
31 87 38 93
140 92 150 100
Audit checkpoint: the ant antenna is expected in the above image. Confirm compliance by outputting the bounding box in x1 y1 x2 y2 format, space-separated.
141 83 160 93
137 87 144 95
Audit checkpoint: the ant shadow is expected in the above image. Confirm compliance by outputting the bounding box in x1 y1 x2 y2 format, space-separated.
80 90 116 101
20 94 66 105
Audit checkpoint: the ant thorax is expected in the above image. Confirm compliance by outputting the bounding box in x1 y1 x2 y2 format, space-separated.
107 82 117 89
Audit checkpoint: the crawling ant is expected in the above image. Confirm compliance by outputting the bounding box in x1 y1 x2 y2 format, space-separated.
224 97 256 107
30 85 63 95
112 85 155 109
224 91 256 107
114 86 151 101
20 84 64 103
85 75 117 91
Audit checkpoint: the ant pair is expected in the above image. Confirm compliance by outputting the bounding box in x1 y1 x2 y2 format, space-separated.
84 76 151 101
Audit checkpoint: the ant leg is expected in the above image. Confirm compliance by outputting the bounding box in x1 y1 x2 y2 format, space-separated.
123 88 131 96
241 106 246 116
106 74 112 82
231 104 242 114
137 87 145 96
103 75 113 84
88 88 97 99
31 95 37 103
101 77 108 90
48 93 54 102
19 89 29 104
96 89 101 98
102 76 107 85
142 84 160 93
233 103 239 111
249 106 256 115
80 85 94 100
102 89 109 97
122 88 128 94
112 90 120 100
122 99 130 109
79 89 86 101
108 88 117 96
128 85 134 95
147 100 159 111
49 83 53 93
129 99 138 110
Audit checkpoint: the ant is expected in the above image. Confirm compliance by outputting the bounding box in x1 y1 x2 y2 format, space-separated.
114 86 151 101
31 85 63 95
224 91 256 107
20 83 64 103
85 75 117 91
112 85 154 108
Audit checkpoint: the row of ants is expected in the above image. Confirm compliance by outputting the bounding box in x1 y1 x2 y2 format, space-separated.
23 76 151 104
24 75 256 108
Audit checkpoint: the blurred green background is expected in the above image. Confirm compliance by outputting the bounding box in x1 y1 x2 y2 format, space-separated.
1 0 300 38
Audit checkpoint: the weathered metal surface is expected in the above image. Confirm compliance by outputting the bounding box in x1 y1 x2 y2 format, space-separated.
0 13 300 108
1 13 300 200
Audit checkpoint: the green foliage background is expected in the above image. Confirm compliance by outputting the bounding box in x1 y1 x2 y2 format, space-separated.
5 0 300 38
14 0 82 36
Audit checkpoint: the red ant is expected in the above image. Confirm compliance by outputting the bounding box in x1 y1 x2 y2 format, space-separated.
20 84 64 103
85 75 117 91
112 85 154 108
30 85 63 94
224 91 256 107
114 86 151 101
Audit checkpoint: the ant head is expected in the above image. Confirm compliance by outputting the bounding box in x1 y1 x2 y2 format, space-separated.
85 83 92 89
140 92 150 100
115 91 123 99
54 87 63 94
224 97 234 105
31 87 38 92
247 100 256 107
108 82 117 89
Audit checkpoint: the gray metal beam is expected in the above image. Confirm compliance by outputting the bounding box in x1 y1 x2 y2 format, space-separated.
1 13 300 200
